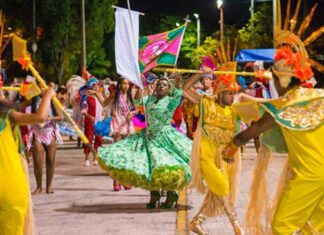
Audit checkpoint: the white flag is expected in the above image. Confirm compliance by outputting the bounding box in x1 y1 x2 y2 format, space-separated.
115 7 143 88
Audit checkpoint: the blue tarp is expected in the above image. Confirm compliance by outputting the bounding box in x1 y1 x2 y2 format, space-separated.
235 49 275 62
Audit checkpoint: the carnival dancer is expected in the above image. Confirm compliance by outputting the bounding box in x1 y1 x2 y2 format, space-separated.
183 65 244 235
0 85 56 235
97 74 192 208
223 41 324 235
82 77 104 167
28 84 63 195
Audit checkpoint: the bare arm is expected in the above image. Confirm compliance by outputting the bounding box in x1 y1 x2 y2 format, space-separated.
11 86 56 125
233 112 277 147
235 92 272 103
183 88 201 104
48 99 64 122
88 91 114 107
134 86 143 100
182 73 201 91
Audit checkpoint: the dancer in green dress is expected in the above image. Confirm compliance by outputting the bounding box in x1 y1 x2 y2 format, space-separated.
98 74 192 208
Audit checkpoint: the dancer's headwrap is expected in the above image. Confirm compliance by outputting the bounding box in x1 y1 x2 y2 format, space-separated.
86 77 101 89
269 0 324 88
212 38 240 94
272 32 314 88
213 62 240 94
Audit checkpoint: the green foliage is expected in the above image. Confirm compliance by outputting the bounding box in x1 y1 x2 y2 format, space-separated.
84 0 117 79
2 0 117 84
190 36 219 68
238 3 273 49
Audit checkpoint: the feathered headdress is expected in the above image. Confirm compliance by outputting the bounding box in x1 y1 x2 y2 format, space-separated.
213 39 240 93
273 0 323 87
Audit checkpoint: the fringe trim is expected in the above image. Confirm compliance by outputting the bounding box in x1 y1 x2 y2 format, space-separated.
198 146 241 217
189 124 206 194
228 148 241 206
21 157 35 235
244 145 273 235
200 190 224 217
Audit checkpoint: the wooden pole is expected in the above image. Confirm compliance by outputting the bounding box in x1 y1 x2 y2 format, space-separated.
152 67 257 77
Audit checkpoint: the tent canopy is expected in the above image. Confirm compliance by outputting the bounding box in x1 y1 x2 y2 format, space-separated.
235 49 275 62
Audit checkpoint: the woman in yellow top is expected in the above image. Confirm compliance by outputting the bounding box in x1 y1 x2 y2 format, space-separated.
183 66 244 235
0 85 56 235
224 46 324 234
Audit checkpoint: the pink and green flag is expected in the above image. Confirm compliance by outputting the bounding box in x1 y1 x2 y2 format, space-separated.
138 24 186 73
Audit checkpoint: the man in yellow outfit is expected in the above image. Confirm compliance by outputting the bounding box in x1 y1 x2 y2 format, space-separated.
223 40 324 234
183 66 244 235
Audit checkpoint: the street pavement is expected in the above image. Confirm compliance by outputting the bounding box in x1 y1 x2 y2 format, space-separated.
28 138 286 235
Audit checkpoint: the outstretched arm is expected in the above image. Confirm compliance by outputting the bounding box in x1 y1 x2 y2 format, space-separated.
234 112 276 147
11 84 56 125
223 112 276 159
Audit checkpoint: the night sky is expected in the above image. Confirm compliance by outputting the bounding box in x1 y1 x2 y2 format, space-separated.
117 0 324 35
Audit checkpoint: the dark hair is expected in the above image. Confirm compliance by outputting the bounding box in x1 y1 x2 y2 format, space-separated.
31 96 57 116
57 86 67 95
112 77 135 111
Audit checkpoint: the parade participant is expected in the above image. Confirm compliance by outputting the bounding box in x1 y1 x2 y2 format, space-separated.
82 77 104 167
183 65 244 235
183 66 215 139
223 42 324 234
92 77 137 191
97 74 192 208
29 84 63 195
0 85 56 235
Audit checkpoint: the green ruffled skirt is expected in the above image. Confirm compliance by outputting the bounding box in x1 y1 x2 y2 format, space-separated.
98 126 192 191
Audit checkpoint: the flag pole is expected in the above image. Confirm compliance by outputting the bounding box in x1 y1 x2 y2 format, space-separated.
11 34 89 144
124 0 148 132
174 15 190 65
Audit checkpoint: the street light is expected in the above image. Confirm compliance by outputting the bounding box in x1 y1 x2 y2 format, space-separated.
217 0 224 42
176 22 180 27
193 13 200 48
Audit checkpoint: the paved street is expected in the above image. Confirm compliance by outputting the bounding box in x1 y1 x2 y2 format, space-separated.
28 138 286 235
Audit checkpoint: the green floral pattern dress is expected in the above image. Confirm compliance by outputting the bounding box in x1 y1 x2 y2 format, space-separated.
98 88 192 191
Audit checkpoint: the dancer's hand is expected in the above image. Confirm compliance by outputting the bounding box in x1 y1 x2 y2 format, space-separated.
202 66 213 75
44 83 56 98
222 141 239 162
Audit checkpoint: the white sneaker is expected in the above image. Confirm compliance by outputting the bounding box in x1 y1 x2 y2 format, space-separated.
84 160 90 167
93 160 98 166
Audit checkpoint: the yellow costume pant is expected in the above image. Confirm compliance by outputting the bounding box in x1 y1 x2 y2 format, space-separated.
200 134 229 196
0 117 29 235
272 178 324 235
272 125 324 235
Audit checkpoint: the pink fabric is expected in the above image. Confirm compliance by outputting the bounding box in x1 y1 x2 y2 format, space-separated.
27 122 62 151
110 94 134 136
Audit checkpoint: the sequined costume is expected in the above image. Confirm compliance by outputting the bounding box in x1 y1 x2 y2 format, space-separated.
262 88 324 234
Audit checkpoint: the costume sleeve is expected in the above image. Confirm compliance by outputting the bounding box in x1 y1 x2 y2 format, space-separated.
168 88 183 110
134 95 149 106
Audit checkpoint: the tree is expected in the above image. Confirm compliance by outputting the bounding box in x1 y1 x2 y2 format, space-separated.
190 36 219 68
85 0 117 79
37 0 78 85
238 3 273 49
